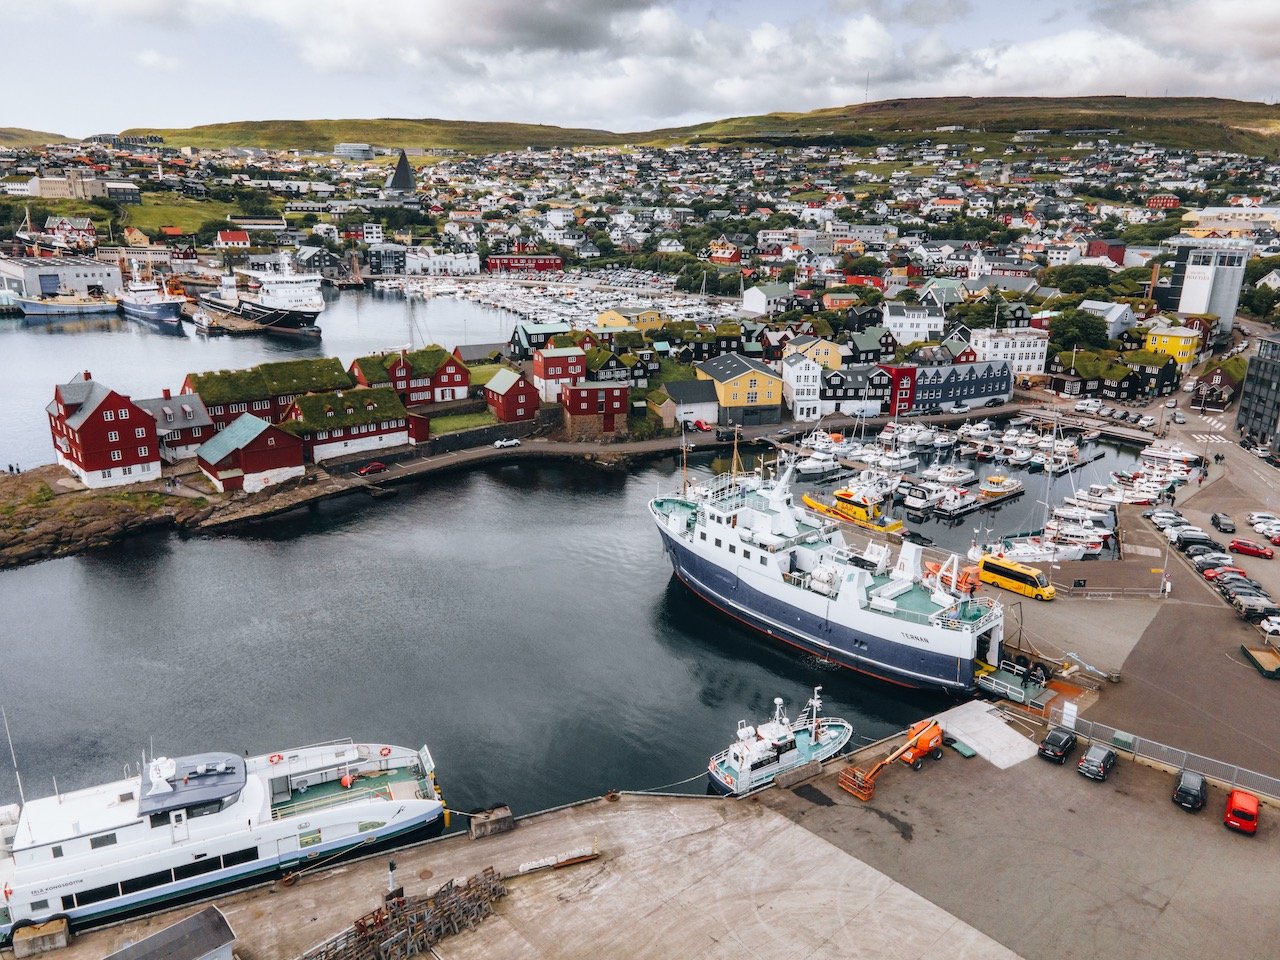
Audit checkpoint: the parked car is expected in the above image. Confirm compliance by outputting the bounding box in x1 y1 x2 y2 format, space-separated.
1078 744 1118 782
1191 554 1235 572
693 420 713 432
1168 525 1204 543
1138 416 1157 429
1127 411 1145 424
1230 539 1274 559
1235 598 1280 623
356 460 387 476
715 427 737 441
1224 789 1259 834
1098 406 1115 418
983 398 1005 408
1165 398 1178 409
1172 412 1186 424
1211 513 1236 533
493 438 521 448
1203 566 1248 581
1172 770 1208 812
1037 727 1078 764
1259 615 1280 636
1247 512 1279 525
947 403 970 414
1178 538 1224 554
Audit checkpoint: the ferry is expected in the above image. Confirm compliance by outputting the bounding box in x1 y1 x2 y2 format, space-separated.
707 687 853 795
0 739 445 942
199 256 324 335
651 456 1005 691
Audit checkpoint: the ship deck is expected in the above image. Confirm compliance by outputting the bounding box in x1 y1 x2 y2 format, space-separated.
270 767 425 820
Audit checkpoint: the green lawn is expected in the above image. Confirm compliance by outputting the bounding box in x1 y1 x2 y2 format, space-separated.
430 410 498 434
123 196 241 234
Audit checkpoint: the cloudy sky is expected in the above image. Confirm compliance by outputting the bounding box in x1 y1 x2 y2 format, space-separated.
12 0 1277 136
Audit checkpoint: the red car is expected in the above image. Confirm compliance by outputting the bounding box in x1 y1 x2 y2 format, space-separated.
693 420 713 432
1229 538 1274 559
1271 533 1280 547
357 461 387 476
1225 789 1259 835
1203 566 1246 581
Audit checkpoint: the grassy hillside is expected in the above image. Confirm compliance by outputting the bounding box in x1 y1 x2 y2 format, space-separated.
123 97 1280 156
0 127 70 147
119 117 631 153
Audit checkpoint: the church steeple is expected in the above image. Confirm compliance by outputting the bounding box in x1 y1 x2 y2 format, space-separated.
386 149 415 193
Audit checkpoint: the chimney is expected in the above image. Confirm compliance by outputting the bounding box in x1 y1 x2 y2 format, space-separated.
162 388 171 400
83 370 92 381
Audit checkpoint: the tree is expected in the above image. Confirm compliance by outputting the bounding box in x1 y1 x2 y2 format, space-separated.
842 255 885 276
1048 308 1109 351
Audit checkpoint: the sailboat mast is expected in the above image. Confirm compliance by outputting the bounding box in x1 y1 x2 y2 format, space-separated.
2 706 26 806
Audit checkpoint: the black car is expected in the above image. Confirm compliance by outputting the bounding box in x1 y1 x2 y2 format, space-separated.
1038 727 1078 764
983 397 1005 408
1177 536 1223 553
1185 545 1223 559
1172 770 1208 811
1211 513 1236 533
1078 744 1118 781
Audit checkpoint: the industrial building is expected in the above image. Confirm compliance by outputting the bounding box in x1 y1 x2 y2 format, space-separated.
1156 238 1249 340
0 254 123 297
1236 332 1280 444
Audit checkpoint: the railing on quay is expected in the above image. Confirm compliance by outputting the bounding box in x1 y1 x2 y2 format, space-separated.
1044 705 1280 804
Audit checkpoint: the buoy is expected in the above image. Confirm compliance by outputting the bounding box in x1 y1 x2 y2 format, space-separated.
341 774 354 789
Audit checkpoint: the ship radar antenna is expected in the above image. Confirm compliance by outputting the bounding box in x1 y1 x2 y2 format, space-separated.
2 706 26 806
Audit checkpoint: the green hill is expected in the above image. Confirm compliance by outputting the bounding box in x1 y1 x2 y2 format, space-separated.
118 96 1280 155
0 127 71 147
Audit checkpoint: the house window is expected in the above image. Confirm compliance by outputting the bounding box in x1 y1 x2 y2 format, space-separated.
122 466 133 476
117 409 129 419
135 427 146 438
102 469 111 478
138 447 148 457
111 450 122 462
103 410 115 422
108 430 119 442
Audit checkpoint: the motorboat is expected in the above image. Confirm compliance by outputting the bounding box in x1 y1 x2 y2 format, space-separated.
978 474 1024 497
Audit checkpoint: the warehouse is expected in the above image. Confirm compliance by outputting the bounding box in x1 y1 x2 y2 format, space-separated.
0 254 122 297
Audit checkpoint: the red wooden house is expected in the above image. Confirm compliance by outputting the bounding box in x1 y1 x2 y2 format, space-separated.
47 371 160 488
877 364 918 416
349 347 471 405
182 358 354 430
279 387 428 463
483 368 540 423
134 390 214 462
195 413 305 493
562 383 628 440
532 346 585 401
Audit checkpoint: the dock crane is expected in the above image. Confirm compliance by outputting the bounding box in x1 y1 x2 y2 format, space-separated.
837 718 945 801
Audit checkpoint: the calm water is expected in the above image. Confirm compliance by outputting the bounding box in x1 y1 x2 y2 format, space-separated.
0 291 1153 814
0 455 942 814
0 289 517 468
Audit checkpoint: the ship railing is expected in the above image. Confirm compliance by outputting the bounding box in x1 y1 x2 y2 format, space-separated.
271 783 392 820
930 598 1000 631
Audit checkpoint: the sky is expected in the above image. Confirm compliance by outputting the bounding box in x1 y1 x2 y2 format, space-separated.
10 0 1279 137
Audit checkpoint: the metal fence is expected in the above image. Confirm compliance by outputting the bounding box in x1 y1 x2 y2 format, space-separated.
1045 705 1280 802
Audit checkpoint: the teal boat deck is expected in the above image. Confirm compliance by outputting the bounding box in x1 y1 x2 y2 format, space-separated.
976 668 1058 708
710 723 852 789
271 767 425 820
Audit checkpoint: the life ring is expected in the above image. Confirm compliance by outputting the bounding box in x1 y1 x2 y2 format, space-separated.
379 746 392 758
268 753 284 765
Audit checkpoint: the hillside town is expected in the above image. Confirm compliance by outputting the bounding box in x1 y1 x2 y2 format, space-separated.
7 127 1280 491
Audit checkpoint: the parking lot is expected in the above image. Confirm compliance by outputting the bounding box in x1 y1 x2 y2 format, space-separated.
762 726 1280 960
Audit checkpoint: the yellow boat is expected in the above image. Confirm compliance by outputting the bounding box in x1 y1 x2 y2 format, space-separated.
802 489 905 533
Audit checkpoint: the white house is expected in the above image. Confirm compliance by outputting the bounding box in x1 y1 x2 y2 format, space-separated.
1078 299 1136 339
968 327 1050 377
663 379 720 425
781 352 823 422
882 303 946 344
742 282 792 316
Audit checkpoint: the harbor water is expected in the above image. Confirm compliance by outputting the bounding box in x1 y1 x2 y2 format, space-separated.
0 288 1157 815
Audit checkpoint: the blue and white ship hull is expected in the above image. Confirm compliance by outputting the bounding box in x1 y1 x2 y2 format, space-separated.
657 528 976 691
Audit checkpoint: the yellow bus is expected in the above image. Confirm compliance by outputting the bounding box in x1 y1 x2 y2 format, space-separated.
977 556 1056 601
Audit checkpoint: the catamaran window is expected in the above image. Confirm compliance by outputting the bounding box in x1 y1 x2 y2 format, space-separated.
29 899 48 912
90 833 118 849
51 845 63 858
699 532 706 541
222 847 259 868
760 556 767 565
729 545 736 554
76 882 122 907
174 856 222 881
187 799 225 819
714 538 722 548
121 869 175 895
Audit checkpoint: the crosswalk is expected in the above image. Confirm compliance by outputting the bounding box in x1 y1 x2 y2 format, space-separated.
1190 433 1231 444
1199 415 1230 431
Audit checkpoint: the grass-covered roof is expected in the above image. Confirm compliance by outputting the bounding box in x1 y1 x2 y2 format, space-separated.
280 387 409 434
189 357 353 405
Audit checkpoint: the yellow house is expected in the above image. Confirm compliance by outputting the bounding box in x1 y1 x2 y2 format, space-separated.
597 306 666 331
783 335 846 370
1143 324 1201 371
695 355 782 425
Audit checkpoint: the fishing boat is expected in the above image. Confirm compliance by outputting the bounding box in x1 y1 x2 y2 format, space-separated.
1081 429 1102 442
1008 447 1034 466
707 687 853 795
932 431 957 450
978 474 1024 497
15 291 118 317
0 739 445 943
118 275 185 333
192 309 226 336
198 255 324 336
651 457 1005 691
968 536 1087 564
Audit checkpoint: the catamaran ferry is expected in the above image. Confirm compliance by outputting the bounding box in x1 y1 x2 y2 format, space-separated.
0 739 445 942
649 455 1005 691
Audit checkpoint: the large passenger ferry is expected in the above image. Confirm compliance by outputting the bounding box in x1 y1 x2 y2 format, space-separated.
0 739 445 942
649 455 1004 691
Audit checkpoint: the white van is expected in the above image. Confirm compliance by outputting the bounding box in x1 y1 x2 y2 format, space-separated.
1074 398 1102 413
